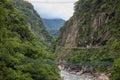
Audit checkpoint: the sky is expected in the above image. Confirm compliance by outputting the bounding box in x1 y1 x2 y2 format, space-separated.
25 0 78 20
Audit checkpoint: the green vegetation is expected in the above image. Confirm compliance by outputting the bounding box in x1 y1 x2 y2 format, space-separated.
0 0 59 80
57 0 120 79
1 0 120 79
111 58 120 80
11 0 53 42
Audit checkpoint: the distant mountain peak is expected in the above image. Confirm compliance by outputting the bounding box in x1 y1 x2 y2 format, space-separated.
42 18 65 36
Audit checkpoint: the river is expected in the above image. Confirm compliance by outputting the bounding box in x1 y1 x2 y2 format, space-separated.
60 70 94 80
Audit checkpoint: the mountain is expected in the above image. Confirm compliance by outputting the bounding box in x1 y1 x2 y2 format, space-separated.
0 0 59 80
11 0 53 42
56 0 120 79
42 18 65 36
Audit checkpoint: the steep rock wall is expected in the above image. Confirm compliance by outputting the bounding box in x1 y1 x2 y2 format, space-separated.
58 16 79 48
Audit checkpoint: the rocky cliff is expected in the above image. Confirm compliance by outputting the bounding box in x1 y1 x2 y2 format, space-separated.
58 16 79 48
57 0 115 48
56 0 120 79
57 0 120 50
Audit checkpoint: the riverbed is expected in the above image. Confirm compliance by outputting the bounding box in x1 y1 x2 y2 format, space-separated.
60 70 94 80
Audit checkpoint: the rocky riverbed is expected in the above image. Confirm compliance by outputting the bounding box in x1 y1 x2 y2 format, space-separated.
60 70 94 80
59 67 109 80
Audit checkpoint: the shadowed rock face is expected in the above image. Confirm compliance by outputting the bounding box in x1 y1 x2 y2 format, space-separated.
90 13 109 46
92 13 107 31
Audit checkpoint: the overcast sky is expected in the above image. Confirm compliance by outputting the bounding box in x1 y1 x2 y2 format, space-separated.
25 0 78 20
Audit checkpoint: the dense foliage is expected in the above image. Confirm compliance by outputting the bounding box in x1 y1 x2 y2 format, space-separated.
111 58 120 80
0 0 59 80
57 0 120 79
11 0 53 42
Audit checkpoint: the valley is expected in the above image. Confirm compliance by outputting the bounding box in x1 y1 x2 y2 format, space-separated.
42 18 65 37
0 0 120 80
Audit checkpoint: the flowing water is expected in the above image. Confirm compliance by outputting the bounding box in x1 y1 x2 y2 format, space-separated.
60 70 94 80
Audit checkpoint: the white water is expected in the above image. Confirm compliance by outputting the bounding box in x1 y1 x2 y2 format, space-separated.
60 70 94 80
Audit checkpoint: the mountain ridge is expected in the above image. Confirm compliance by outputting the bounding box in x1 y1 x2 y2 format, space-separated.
42 18 65 36
11 0 53 42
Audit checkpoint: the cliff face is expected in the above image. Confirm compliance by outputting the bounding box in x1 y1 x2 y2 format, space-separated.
58 16 79 48
58 0 118 48
12 0 53 42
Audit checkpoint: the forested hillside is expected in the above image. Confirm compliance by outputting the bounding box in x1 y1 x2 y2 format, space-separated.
1 0 120 80
42 18 65 36
0 0 59 80
56 0 120 79
11 0 53 42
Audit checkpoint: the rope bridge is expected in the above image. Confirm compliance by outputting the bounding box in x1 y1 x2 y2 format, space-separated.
21 59 113 66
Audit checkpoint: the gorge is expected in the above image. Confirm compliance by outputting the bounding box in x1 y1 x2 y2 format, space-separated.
0 0 120 80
